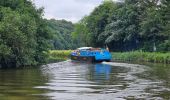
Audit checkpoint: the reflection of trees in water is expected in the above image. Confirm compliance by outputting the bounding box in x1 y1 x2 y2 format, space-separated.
136 63 170 100
146 63 170 87
0 67 49 100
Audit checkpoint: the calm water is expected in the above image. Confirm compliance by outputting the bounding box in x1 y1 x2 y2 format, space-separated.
0 60 170 100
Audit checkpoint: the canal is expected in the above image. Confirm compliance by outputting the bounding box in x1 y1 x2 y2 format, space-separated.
0 60 170 100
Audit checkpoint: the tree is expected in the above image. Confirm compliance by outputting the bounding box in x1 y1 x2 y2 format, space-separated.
0 0 52 67
158 0 170 51
139 0 165 51
102 0 141 51
72 16 90 47
72 0 170 52
45 19 76 50
86 0 118 47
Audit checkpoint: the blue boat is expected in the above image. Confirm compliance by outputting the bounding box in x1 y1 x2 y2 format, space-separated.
71 47 112 62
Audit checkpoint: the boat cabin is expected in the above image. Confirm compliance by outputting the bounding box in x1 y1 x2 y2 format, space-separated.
71 47 112 62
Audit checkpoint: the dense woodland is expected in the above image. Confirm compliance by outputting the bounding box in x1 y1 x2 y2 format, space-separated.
0 0 53 67
73 0 170 52
45 19 78 50
0 0 79 68
0 0 170 67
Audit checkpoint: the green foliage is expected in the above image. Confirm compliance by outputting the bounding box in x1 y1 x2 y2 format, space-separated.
160 0 170 51
74 0 119 46
139 0 164 51
85 0 118 47
104 0 141 51
47 50 72 62
72 16 90 46
0 0 52 68
45 19 77 50
112 51 170 64
73 0 170 52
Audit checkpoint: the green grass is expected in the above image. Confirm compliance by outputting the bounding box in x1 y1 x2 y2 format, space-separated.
47 50 170 64
47 50 72 63
112 51 170 64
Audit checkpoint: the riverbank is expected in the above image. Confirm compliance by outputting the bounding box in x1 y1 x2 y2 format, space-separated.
112 51 170 64
48 50 170 64
47 50 72 63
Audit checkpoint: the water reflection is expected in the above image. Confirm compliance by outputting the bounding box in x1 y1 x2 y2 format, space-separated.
94 64 111 80
44 61 170 100
0 67 50 100
0 61 170 100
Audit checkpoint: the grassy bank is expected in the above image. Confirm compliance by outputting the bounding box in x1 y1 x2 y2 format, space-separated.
112 51 170 64
47 50 72 63
47 50 170 64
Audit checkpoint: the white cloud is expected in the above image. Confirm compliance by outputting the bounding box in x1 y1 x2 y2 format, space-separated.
33 0 117 23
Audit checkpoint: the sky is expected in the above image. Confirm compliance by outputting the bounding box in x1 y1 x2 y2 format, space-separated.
33 0 112 23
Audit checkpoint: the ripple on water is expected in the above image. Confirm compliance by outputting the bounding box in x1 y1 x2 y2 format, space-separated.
35 61 170 100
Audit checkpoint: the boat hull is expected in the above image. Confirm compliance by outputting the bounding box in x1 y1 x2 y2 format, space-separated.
71 55 110 62
71 55 95 62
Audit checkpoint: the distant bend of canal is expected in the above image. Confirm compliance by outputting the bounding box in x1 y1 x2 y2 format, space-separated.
0 60 170 100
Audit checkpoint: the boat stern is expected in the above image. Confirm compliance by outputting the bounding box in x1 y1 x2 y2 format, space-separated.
94 50 112 62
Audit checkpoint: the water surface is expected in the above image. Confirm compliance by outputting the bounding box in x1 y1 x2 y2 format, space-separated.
0 60 170 100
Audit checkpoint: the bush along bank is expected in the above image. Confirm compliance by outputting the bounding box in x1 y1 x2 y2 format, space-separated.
111 51 170 64
47 50 72 63
47 50 170 64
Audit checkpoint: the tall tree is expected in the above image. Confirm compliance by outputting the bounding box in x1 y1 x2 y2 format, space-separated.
0 0 52 67
72 0 170 52
158 0 170 51
86 0 118 47
45 19 76 50
140 0 164 51
104 0 141 51
72 16 90 47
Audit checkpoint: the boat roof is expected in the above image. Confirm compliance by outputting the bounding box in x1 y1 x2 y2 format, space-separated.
77 47 104 51
77 47 92 50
